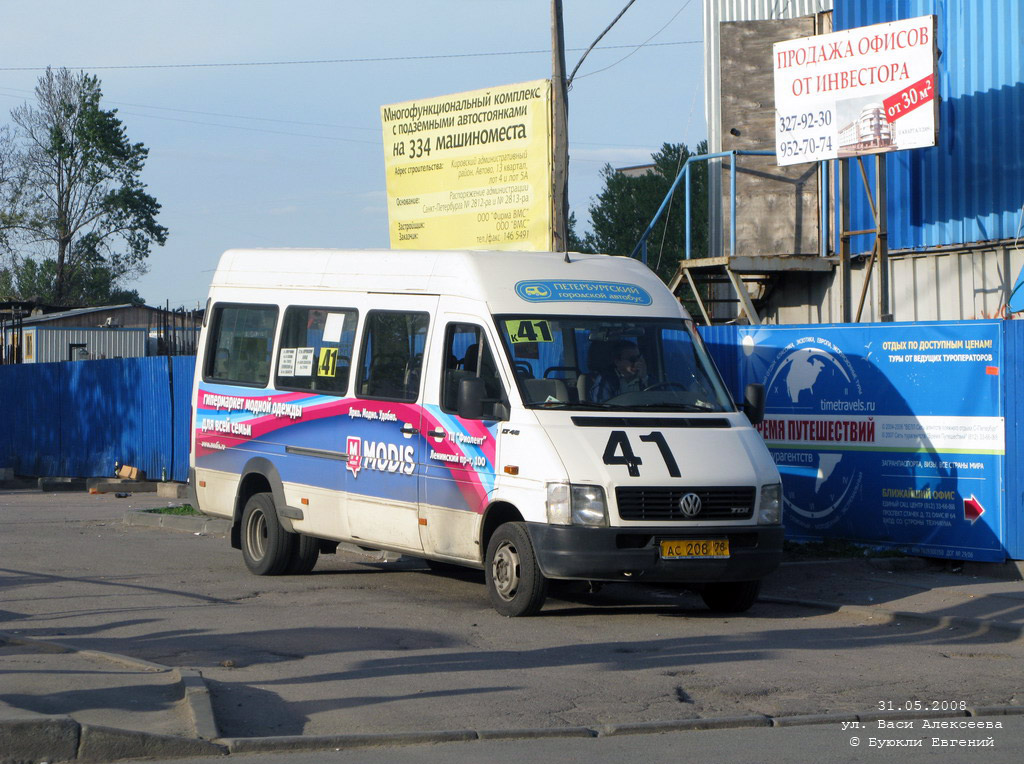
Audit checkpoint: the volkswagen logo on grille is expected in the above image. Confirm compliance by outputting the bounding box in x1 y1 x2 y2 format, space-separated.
679 492 702 517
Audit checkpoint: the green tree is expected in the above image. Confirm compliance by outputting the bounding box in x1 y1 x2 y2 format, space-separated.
2 67 166 305
582 141 708 284
0 251 143 305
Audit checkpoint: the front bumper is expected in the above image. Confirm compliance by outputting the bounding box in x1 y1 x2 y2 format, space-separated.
525 522 784 583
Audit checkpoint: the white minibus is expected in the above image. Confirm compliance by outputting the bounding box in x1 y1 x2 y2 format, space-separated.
190 249 783 616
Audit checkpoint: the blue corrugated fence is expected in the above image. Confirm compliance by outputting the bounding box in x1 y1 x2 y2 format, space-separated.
836 0 1024 253
0 356 195 482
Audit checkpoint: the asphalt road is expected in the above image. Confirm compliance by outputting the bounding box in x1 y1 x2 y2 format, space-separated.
2 489 1023 745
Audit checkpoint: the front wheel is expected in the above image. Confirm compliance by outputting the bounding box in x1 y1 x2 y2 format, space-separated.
700 580 761 613
240 493 295 576
485 523 548 617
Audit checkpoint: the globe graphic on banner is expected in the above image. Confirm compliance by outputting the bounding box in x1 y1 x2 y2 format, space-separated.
765 345 862 527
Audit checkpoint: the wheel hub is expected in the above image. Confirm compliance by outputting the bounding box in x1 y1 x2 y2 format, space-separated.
245 510 267 561
491 541 520 601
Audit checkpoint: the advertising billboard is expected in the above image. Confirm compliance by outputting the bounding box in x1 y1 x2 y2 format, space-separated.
705 321 1006 562
381 80 553 251
773 15 938 166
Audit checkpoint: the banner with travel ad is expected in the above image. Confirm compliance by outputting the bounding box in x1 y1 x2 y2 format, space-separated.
729 321 1005 562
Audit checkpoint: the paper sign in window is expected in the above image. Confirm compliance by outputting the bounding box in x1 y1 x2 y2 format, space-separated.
295 347 315 376
323 313 347 343
278 348 297 376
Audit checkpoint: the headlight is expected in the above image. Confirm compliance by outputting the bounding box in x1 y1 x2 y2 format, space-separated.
546 483 608 527
757 483 782 525
571 484 608 527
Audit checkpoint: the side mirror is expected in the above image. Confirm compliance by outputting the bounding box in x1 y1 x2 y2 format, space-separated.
458 377 485 420
743 383 765 426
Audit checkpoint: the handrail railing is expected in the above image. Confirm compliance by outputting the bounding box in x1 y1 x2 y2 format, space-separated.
630 150 773 264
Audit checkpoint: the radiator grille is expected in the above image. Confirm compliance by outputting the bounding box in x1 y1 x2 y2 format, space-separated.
616 486 756 521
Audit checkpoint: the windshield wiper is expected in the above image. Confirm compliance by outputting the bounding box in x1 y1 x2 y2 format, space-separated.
527 400 614 410
622 402 722 412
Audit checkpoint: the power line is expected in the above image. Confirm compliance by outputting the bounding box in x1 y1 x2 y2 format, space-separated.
0 86 673 148
0 40 700 73
573 1 695 82
118 109 380 144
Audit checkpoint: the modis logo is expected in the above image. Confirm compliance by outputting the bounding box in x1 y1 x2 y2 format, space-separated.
346 436 362 477
346 437 415 479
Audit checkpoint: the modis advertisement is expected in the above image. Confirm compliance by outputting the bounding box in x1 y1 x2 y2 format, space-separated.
381 80 553 251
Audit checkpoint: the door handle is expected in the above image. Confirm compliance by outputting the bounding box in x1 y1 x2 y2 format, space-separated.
427 428 446 440
401 423 419 436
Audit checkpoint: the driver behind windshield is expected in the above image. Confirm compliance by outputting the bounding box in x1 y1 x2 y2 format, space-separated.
589 340 649 401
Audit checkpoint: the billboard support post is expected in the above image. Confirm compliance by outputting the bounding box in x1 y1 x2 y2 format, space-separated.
877 153 891 321
550 0 569 252
839 159 852 322
852 155 891 323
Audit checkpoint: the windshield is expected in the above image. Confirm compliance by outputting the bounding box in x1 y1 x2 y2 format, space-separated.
495 315 735 412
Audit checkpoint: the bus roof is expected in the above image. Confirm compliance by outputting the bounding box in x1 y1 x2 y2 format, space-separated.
210 248 686 316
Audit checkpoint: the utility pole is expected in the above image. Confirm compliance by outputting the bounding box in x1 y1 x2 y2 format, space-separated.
551 0 569 252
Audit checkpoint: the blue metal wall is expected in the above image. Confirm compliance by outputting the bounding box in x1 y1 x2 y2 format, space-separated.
835 0 1024 252
701 321 1022 561
0 356 195 482
1002 320 1024 562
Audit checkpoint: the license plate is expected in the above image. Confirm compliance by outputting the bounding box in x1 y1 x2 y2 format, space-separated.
660 539 730 559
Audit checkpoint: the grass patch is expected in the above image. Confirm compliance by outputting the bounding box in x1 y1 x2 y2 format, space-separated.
143 504 200 516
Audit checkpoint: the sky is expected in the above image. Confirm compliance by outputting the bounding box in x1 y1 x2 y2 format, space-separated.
0 0 706 308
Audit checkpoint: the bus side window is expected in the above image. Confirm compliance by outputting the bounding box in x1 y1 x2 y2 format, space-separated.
358 310 429 401
274 306 357 395
205 303 279 387
440 323 508 419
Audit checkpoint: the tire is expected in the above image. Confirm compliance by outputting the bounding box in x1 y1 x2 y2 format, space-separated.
240 493 295 576
700 580 761 613
485 522 548 617
285 533 320 575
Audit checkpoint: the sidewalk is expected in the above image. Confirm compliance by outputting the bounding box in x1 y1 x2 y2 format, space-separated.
2 494 1023 762
763 555 1024 642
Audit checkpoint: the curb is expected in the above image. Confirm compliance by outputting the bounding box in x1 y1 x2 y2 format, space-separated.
176 668 220 740
216 706 1024 756
4 705 1022 762
0 631 224 762
37 477 88 492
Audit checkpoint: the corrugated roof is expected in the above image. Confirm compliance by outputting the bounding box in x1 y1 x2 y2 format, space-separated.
17 304 138 326
837 0 1023 251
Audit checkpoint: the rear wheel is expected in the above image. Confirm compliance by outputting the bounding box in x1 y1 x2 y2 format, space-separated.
285 534 320 575
700 580 761 613
240 493 295 576
485 522 547 617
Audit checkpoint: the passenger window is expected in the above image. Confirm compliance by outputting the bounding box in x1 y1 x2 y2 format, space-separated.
358 310 429 401
441 323 508 419
275 306 357 395
205 304 278 386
